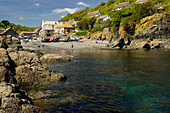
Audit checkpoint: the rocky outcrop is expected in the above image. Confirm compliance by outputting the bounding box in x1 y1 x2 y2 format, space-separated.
0 36 67 112
6 49 67 86
129 13 170 49
0 46 40 112
105 13 170 49
40 54 74 63
0 82 40 113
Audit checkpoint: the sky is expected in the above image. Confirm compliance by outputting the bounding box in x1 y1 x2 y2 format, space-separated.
0 0 108 27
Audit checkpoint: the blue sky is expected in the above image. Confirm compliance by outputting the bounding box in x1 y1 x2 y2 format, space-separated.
0 0 108 27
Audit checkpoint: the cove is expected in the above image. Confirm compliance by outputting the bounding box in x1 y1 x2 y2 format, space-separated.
36 49 170 113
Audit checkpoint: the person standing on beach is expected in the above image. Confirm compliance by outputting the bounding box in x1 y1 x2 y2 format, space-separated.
71 44 74 48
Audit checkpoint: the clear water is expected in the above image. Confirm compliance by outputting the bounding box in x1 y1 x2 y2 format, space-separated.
36 49 170 113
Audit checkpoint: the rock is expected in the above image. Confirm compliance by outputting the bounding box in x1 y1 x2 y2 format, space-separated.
21 104 40 113
0 83 40 112
0 83 13 98
143 43 151 50
40 54 74 63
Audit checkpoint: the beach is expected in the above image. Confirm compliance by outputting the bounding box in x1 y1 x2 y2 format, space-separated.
21 39 109 51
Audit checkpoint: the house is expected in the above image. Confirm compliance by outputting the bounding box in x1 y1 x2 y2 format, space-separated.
87 10 100 17
113 1 130 11
39 20 57 37
56 22 74 35
0 27 18 37
157 7 165 12
96 14 112 22
19 27 41 38
135 0 148 4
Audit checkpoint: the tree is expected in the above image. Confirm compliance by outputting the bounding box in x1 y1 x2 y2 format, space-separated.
88 17 96 28
1 20 10 29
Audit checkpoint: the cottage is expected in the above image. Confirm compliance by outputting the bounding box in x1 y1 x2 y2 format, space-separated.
157 7 165 12
56 22 74 35
87 10 100 17
97 14 112 22
39 20 57 37
19 27 41 38
135 0 148 4
113 1 130 11
0 27 18 37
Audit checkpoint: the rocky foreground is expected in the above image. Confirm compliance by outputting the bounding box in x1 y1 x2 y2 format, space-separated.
0 36 67 112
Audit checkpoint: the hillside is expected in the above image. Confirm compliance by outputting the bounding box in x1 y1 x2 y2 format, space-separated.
59 0 169 33
0 21 36 33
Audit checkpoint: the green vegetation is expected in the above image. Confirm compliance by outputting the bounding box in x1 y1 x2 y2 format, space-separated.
59 0 169 34
90 27 104 33
75 31 88 36
0 20 36 33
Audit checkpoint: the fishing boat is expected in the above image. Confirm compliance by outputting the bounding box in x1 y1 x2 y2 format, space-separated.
40 37 51 42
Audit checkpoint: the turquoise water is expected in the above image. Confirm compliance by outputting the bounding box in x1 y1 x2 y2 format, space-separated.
41 50 170 113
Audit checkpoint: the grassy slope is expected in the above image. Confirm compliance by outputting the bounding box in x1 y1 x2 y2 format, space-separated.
59 0 169 24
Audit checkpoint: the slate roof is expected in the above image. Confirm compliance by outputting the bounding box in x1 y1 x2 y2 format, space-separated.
0 29 5 34
67 19 75 25
87 10 100 17
0 28 10 35
113 1 130 10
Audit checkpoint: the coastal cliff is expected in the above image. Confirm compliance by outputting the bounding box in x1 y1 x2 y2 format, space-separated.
90 13 170 50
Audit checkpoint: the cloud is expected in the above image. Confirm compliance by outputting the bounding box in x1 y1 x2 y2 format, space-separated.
61 16 65 18
19 17 24 20
52 8 79 14
77 2 90 7
34 3 40 6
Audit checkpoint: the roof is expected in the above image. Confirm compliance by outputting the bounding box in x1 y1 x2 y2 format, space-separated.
34 27 42 33
98 14 110 19
135 0 148 4
43 20 58 25
57 22 73 28
87 10 100 17
158 7 164 10
113 1 130 10
0 29 5 34
67 19 75 25
0 28 10 35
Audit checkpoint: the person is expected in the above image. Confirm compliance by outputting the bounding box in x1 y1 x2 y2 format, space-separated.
71 44 74 48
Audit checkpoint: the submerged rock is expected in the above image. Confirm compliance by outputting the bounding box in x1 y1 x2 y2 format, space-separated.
40 54 74 63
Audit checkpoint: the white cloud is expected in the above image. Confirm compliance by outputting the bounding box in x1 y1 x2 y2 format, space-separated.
34 3 40 6
61 16 65 18
19 17 24 20
77 2 90 7
52 8 79 14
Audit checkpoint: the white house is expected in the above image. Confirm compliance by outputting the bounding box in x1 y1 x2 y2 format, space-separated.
97 14 112 22
87 10 100 17
40 20 57 37
113 1 130 11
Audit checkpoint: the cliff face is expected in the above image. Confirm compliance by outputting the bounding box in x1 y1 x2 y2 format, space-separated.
133 13 170 39
128 13 170 49
106 13 170 49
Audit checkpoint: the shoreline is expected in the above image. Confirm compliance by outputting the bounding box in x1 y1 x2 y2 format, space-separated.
21 39 109 51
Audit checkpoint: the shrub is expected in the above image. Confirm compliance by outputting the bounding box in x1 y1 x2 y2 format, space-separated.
90 27 104 33
75 31 88 36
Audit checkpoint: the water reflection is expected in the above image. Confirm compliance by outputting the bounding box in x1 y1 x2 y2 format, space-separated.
36 50 170 113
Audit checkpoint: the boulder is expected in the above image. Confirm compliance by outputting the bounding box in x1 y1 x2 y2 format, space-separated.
0 83 40 113
40 54 74 63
